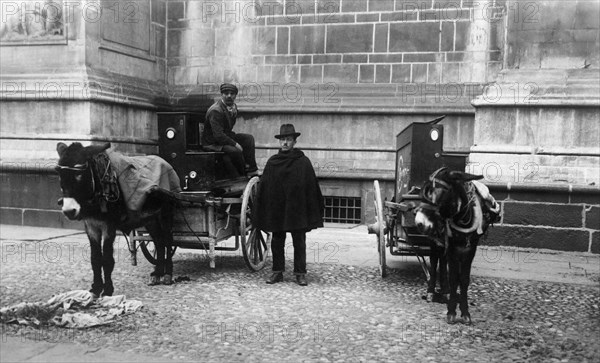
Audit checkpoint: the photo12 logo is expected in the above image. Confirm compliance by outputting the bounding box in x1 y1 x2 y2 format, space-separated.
1 239 137 265
1 320 141 343
0 1 141 27
195 321 340 344
1 81 128 103
466 162 540 183
198 82 340 104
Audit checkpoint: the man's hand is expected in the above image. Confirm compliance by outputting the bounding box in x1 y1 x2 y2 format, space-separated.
235 143 243 152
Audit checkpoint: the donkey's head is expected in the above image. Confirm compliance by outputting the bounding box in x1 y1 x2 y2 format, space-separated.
55 142 110 220
414 167 483 235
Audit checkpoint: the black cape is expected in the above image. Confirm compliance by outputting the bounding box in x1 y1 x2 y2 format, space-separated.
256 149 324 232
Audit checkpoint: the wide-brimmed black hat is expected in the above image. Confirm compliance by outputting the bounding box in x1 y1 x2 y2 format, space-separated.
274 124 301 139
220 83 238 94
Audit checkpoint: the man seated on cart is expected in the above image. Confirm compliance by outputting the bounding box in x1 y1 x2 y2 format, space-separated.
202 83 259 178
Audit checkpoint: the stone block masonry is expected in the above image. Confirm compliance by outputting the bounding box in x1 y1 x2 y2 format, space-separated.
482 185 600 253
167 0 503 94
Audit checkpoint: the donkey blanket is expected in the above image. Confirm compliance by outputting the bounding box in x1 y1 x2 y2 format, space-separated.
106 150 181 211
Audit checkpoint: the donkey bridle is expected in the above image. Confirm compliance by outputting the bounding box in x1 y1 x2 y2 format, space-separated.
419 168 481 250
56 162 97 207
56 155 119 212
421 167 474 223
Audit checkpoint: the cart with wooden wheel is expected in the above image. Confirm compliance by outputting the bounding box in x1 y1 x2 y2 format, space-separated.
124 112 271 272
126 176 271 271
368 179 432 278
367 116 467 279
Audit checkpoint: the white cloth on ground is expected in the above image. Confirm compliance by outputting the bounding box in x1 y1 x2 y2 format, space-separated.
0 290 143 329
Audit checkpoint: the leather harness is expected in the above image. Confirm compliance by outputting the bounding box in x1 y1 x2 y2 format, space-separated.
420 168 484 251
56 153 120 213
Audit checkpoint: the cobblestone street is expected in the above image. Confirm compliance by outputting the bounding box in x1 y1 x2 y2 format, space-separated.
1 226 599 362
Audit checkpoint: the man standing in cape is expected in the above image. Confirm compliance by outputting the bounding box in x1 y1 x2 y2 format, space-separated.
256 124 324 286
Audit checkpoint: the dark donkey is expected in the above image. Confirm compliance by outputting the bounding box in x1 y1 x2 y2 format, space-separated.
56 142 180 296
414 167 500 324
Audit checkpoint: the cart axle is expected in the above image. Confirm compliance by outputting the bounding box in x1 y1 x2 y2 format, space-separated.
367 221 379 235
367 221 388 236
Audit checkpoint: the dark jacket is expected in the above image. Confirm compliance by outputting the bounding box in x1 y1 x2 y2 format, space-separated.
256 149 324 232
202 100 238 148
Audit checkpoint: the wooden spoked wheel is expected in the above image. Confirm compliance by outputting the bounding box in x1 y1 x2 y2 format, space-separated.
374 180 387 277
135 230 177 265
240 176 271 271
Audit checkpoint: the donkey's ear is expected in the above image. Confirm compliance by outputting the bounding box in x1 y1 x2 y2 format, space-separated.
449 171 484 182
57 142 68 157
84 142 111 158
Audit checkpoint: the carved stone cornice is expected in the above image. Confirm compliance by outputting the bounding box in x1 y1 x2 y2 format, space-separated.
1 70 487 114
167 83 481 114
472 69 600 108
0 68 169 109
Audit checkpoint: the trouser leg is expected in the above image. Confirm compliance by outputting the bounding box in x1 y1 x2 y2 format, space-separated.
221 154 240 178
271 231 286 272
233 133 257 172
291 230 306 275
221 145 245 176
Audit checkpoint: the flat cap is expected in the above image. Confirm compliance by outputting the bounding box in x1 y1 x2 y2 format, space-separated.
220 83 238 94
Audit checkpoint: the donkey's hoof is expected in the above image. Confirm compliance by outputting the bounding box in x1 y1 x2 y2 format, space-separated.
461 315 472 325
447 314 458 324
433 293 449 304
161 274 173 285
148 276 161 286
102 286 114 297
426 293 434 302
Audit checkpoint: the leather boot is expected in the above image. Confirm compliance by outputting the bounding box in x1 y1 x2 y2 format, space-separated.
296 275 307 286
266 272 283 284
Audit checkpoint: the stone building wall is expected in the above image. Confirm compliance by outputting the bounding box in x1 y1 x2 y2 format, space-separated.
470 0 599 186
167 0 503 86
1 0 169 157
165 0 505 217
1 0 598 253
166 0 503 107
468 0 600 253
0 0 169 226
485 185 600 254
504 0 599 70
